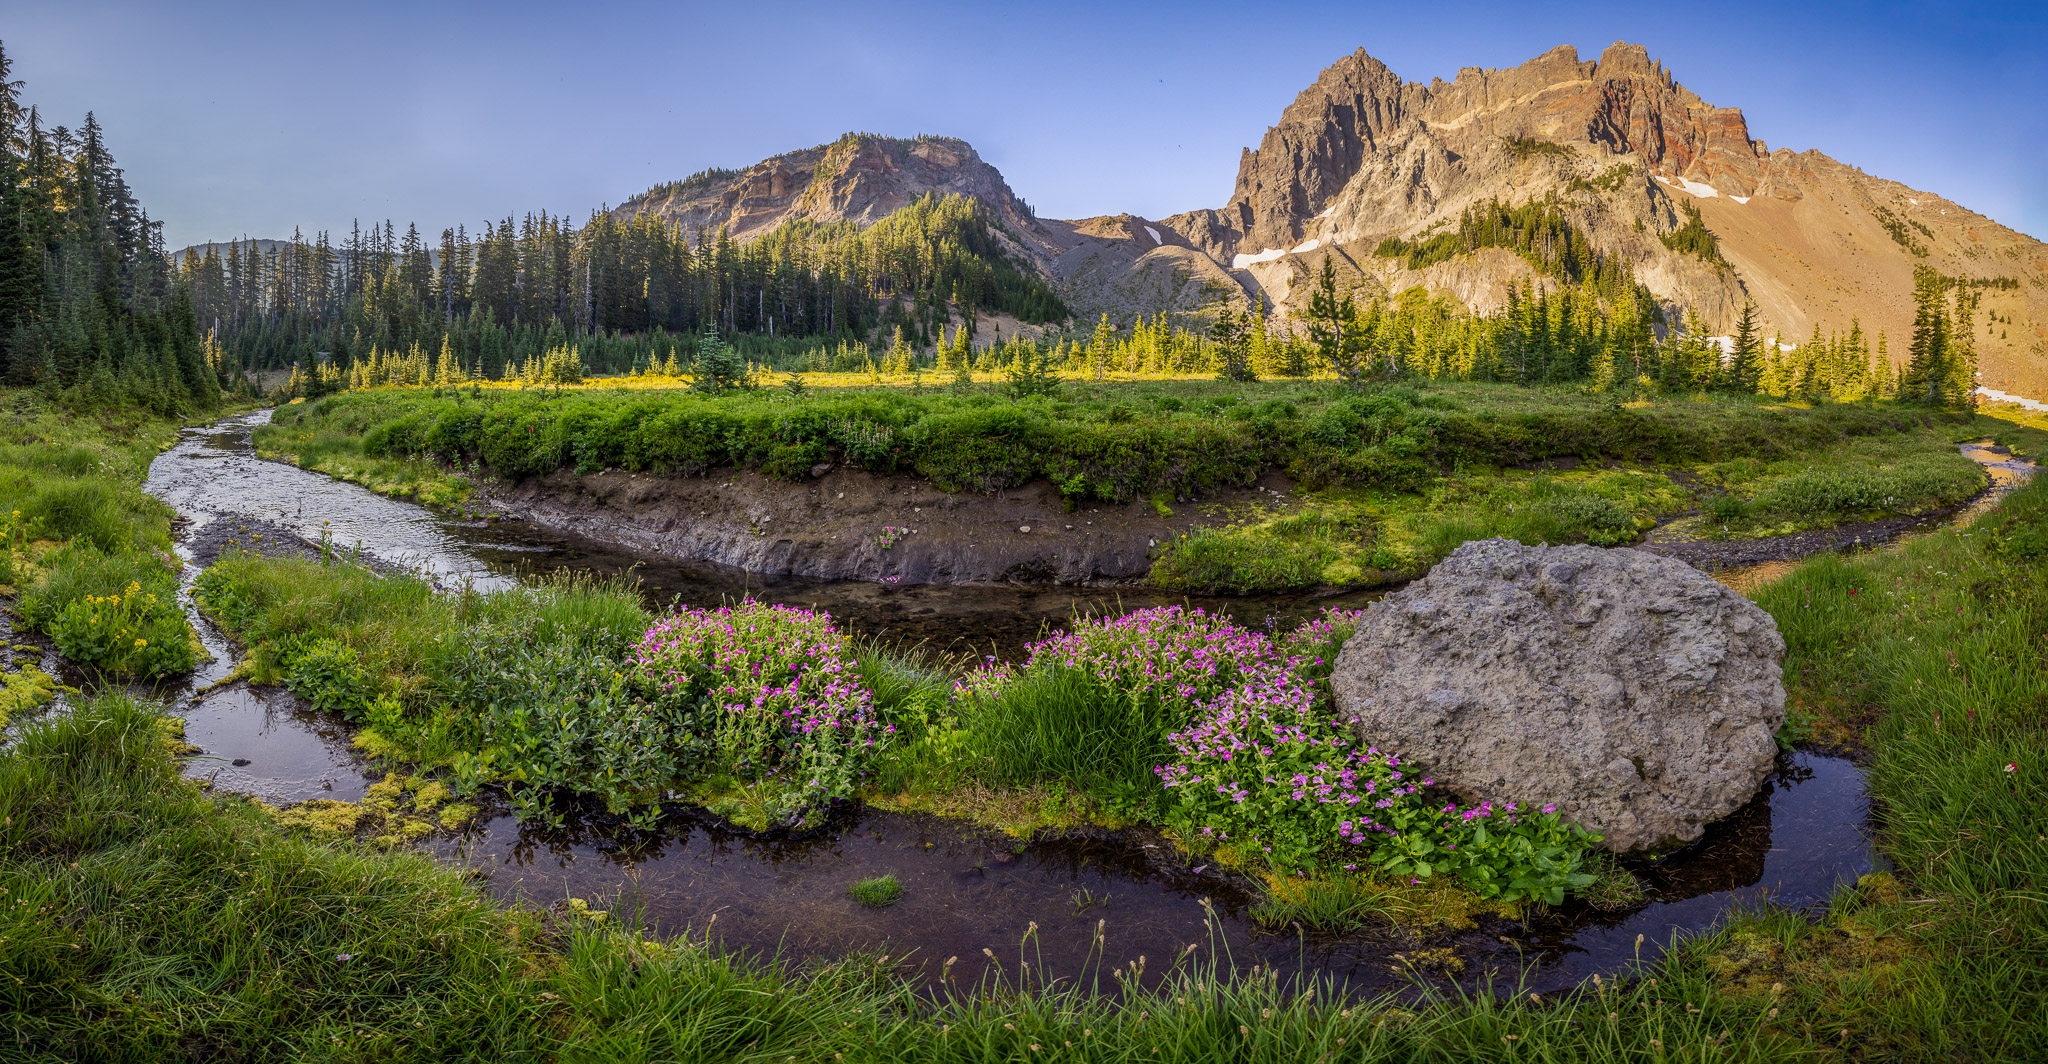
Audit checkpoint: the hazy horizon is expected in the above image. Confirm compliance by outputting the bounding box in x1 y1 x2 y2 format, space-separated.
8 0 2044 250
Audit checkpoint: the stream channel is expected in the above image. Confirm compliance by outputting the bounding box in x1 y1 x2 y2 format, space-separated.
117 410 2033 996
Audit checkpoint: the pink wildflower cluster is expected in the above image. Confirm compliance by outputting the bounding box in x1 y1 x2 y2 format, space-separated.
1274 607 1370 668
961 605 1281 708
1155 663 1431 867
631 600 889 798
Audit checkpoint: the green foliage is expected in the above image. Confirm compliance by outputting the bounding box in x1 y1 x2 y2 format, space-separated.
0 392 201 676
1871 203 1932 257
1003 342 1062 398
1373 196 1648 301
1899 266 1980 409
1501 135 1576 160
1660 201 1727 265
686 329 753 395
275 382 1956 511
281 637 378 715
185 179 1069 377
11 692 1937 1064
1749 460 1978 519
1247 872 1400 931
44 575 194 678
1566 164 1637 194
1154 660 1598 904
1698 431 1986 536
848 874 904 908
632 602 893 828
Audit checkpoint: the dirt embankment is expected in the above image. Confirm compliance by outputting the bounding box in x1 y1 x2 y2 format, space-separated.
474 466 1296 586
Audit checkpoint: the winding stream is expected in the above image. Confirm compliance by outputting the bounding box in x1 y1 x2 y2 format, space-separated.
122 410 2040 994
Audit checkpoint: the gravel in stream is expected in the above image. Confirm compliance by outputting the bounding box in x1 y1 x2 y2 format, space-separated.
183 512 432 581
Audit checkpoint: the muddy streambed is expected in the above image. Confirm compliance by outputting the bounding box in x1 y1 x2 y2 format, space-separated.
118 408 1971 993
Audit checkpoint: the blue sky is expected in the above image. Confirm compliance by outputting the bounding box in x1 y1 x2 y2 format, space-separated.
7 0 2043 250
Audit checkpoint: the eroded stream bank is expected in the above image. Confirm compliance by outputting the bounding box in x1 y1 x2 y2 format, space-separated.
132 409 1925 994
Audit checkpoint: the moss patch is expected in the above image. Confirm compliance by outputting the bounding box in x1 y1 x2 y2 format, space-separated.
266 772 478 846
0 662 57 727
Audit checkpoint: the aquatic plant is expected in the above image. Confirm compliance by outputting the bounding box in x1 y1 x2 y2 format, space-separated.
848 874 904 908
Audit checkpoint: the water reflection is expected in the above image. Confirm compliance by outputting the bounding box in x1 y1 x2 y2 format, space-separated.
433 751 1872 994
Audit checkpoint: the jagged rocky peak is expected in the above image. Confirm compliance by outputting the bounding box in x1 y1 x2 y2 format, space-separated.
1213 41 1769 260
613 133 1035 241
1220 48 1425 257
1151 39 2048 396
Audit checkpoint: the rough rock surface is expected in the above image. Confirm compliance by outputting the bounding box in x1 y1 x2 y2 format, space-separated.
1331 537 1785 852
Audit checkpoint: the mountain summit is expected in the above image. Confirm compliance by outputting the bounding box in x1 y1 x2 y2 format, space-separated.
1155 42 2048 394
612 133 1038 241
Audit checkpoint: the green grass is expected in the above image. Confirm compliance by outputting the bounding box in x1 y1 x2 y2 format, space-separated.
0 391 219 679
1690 429 1988 537
263 382 1963 507
7 691 2039 1060
957 665 1175 798
1156 465 1687 592
256 405 473 507
848 874 904 908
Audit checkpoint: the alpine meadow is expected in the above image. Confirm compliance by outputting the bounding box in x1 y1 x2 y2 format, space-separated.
4 11 2048 1063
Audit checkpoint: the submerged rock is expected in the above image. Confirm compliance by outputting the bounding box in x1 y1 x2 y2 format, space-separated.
1331 538 1784 852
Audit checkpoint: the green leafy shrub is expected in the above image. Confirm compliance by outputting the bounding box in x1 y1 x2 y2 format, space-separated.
630 601 891 828
1156 661 1597 903
281 637 378 715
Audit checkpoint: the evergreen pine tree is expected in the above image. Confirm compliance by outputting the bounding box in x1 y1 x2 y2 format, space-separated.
687 328 751 394
1726 300 1762 392
1900 266 1950 404
1307 258 1364 388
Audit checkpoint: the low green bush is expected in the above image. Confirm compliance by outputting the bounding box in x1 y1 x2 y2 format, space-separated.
44 577 195 678
281 637 378 715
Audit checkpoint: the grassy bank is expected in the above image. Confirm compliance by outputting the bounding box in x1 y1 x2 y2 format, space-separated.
192 551 1600 912
260 381 1961 504
259 382 1983 594
0 393 223 699
6 394 2048 1058
5 692 1782 1061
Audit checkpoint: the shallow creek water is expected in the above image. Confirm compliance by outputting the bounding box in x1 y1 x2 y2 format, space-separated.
118 410 1945 993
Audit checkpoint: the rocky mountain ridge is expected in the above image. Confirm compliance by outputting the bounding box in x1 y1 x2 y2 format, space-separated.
1154 41 2048 395
612 43 2048 395
610 133 1039 242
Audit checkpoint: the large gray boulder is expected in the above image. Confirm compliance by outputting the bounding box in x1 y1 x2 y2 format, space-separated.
1331 538 1785 852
